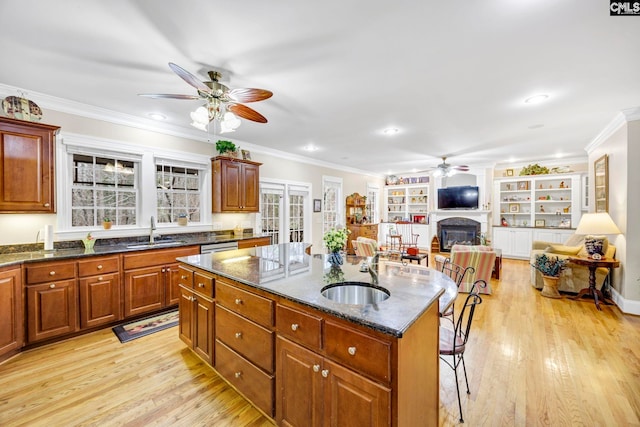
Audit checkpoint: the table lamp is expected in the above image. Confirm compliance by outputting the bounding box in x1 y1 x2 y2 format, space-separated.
574 212 621 259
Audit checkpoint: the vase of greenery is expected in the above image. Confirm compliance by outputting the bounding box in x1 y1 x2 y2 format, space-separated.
215 140 238 158
102 218 112 230
323 227 350 266
532 254 567 299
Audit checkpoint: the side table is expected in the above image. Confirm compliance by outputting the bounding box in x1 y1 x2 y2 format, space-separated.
568 257 620 311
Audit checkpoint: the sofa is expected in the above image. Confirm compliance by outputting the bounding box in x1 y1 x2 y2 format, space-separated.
435 245 497 294
530 234 616 293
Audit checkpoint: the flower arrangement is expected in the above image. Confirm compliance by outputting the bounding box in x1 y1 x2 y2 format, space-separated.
532 254 566 277
323 227 350 253
82 232 96 250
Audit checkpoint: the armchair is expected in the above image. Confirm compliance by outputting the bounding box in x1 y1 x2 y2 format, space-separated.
435 245 496 294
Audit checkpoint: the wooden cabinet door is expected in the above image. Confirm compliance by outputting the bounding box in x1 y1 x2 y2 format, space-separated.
0 117 59 212
178 286 195 349
218 159 242 211
276 336 323 427
123 266 164 317
78 272 121 329
165 262 182 306
323 358 391 427
193 293 214 364
0 268 22 357
241 162 260 212
26 279 78 343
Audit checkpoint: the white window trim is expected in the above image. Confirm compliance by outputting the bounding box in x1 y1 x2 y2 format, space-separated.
322 175 344 234
366 181 381 224
57 132 212 240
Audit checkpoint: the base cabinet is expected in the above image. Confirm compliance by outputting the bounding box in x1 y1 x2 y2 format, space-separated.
179 285 214 364
0 267 23 359
492 227 533 259
78 255 121 329
276 336 390 427
26 279 78 343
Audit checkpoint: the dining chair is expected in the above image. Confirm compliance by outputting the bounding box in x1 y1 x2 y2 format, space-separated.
439 280 485 423
395 221 419 254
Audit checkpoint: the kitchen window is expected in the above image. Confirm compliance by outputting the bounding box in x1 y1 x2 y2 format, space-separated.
71 154 138 227
156 164 202 223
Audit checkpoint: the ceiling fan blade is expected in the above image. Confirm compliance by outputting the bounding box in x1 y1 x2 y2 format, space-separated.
228 103 268 123
168 62 212 95
227 88 273 103
454 165 470 171
138 93 201 100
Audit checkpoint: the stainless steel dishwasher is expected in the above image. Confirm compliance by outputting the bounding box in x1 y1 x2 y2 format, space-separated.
200 241 239 254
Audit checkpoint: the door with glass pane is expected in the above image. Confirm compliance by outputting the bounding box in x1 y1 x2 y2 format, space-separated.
260 182 310 245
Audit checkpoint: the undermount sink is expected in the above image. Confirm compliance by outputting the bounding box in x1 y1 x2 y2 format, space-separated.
321 282 390 305
126 240 185 249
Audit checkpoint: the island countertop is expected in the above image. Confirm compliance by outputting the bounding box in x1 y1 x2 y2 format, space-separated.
177 243 457 338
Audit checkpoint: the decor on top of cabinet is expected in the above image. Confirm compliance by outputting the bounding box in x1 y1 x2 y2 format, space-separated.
2 95 43 122
519 164 549 176
215 140 238 157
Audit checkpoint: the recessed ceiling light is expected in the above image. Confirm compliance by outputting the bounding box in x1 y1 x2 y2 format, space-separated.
303 144 318 152
382 127 400 135
148 113 166 121
524 94 549 105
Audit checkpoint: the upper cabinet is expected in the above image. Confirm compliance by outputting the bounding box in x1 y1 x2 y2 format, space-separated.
212 156 262 213
0 117 60 213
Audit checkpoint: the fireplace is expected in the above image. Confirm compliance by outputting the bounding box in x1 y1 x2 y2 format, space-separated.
437 217 481 252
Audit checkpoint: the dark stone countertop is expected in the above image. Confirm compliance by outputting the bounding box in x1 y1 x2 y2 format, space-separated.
0 232 269 268
177 243 456 338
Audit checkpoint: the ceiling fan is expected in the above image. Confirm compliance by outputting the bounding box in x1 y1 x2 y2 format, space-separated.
422 157 469 176
139 62 273 131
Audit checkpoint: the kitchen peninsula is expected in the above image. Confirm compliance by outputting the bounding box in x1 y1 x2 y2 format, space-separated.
177 243 456 426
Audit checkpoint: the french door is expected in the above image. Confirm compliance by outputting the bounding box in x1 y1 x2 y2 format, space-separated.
260 181 311 245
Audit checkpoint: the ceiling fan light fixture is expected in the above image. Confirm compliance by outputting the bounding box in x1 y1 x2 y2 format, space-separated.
148 113 166 121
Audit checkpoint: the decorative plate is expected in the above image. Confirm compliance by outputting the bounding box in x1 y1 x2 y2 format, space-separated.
2 96 42 121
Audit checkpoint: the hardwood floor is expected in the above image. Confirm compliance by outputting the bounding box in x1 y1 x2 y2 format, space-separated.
1 259 639 426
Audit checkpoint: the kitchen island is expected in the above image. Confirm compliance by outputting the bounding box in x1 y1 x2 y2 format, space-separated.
176 243 457 426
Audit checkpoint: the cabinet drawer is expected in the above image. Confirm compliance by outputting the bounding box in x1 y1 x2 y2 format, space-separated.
324 320 391 383
360 226 378 238
237 236 271 249
193 271 213 297
276 304 322 351
77 256 119 277
216 279 274 327
177 266 194 288
215 340 274 417
216 305 274 373
26 261 75 284
123 246 199 270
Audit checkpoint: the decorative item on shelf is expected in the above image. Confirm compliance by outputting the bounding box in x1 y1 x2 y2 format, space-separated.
2 95 43 122
519 163 549 175
323 227 349 266
532 254 567 299
506 168 514 176
540 205 545 213
535 219 545 227
241 149 251 160
501 217 508 227
178 213 188 226
385 175 398 185
102 218 112 230
509 203 519 213
82 233 96 250
215 140 238 157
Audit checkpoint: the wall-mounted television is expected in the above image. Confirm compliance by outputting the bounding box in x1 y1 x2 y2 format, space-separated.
437 186 479 210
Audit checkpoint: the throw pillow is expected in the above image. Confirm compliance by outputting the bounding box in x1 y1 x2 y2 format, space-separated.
545 244 582 256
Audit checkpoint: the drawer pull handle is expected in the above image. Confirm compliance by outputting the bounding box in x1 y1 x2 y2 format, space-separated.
49 271 56 276
97 265 103 270
235 332 242 339
49 283 56 289
198 283 205 288
348 346 357 356
234 371 242 378
313 364 320 372
291 323 299 331
321 369 329 378
235 298 242 305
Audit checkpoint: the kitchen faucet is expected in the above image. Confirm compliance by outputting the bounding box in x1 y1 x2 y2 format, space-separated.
150 215 157 243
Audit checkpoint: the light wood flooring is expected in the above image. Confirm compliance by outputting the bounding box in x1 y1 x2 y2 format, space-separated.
1 259 639 426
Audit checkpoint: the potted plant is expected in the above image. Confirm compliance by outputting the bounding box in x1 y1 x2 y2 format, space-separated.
102 218 112 230
323 227 350 266
177 213 188 226
532 253 567 299
215 140 238 158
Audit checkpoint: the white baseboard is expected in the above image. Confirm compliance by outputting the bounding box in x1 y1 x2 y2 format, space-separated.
611 288 640 315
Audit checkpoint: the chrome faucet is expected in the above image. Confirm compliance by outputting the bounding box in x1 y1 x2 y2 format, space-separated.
150 215 157 243
368 253 380 285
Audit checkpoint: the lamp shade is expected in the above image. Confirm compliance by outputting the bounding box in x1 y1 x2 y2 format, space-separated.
574 213 621 235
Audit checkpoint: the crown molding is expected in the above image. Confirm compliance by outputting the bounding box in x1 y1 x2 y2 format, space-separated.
586 106 640 154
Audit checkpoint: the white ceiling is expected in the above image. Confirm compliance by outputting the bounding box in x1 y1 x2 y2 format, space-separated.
1 1 639 175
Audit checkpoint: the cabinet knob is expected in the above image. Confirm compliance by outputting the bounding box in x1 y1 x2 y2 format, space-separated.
98 276 103 281
313 364 320 372
348 346 357 356
44 203 50 207
198 283 205 288
49 271 56 276
235 332 242 339
49 283 56 289
235 298 242 305
181 275 188 280
291 323 299 331
162 268 166 273
97 265 103 270
321 369 329 378
234 372 242 378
